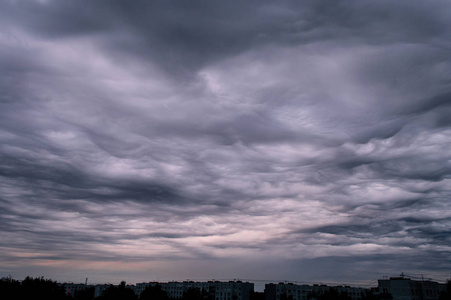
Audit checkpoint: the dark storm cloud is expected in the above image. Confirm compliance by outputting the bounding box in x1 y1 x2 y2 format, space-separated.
4 0 449 74
0 0 450 284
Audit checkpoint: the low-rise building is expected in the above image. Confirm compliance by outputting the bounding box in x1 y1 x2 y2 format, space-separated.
134 280 253 300
94 284 114 298
265 282 367 300
208 280 254 300
62 283 94 297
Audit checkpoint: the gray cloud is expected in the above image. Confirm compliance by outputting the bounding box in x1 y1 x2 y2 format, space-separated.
0 0 450 286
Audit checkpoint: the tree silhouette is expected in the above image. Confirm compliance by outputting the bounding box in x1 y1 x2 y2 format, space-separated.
249 291 265 300
73 286 95 300
182 287 210 300
308 288 352 300
0 276 22 300
139 284 169 300
97 281 137 300
317 288 352 300
20 276 69 300
439 279 451 300
360 290 379 300
378 291 393 300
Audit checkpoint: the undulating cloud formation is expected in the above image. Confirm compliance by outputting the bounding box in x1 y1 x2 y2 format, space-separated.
0 0 450 286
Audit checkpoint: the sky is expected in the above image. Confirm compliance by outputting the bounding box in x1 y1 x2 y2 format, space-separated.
0 0 450 288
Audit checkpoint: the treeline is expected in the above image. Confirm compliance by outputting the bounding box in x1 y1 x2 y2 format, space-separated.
0 277 233 300
0 276 71 300
96 281 168 300
1 276 450 300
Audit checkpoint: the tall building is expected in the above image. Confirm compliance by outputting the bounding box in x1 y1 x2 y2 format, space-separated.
377 276 446 300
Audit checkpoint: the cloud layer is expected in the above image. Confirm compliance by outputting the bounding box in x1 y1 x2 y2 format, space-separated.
0 0 450 285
